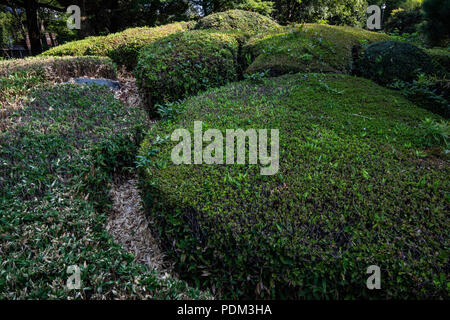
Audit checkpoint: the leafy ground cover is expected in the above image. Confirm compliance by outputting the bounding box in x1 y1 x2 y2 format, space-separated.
0 69 209 299
139 73 449 299
0 56 117 132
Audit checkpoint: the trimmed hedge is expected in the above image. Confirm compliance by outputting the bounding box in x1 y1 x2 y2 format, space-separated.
356 41 438 85
195 9 279 32
0 56 117 81
426 47 450 74
0 56 117 114
40 37 103 57
41 23 189 69
139 73 449 299
243 24 390 76
135 30 240 116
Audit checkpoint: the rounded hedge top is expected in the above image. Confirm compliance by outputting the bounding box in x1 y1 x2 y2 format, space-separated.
0 56 116 81
356 41 438 84
135 30 240 115
41 23 189 69
195 9 279 33
243 24 390 76
41 36 104 57
139 73 448 299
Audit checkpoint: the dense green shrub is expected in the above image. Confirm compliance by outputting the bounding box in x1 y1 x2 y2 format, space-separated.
195 9 279 32
87 23 190 70
40 36 104 56
384 8 423 34
139 73 448 299
41 23 189 69
243 24 390 76
420 0 450 46
135 30 240 116
390 75 450 118
356 41 437 85
426 48 450 74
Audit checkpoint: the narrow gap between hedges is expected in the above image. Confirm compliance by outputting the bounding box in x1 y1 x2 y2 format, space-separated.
106 174 174 274
86 69 201 290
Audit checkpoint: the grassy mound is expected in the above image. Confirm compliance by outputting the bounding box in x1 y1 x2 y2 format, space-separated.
135 30 240 116
139 73 449 299
0 78 209 299
0 56 116 81
41 23 189 69
356 41 439 85
195 9 279 33
243 24 390 76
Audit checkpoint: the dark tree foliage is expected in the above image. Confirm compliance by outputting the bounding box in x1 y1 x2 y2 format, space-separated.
372 0 405 17
420 0 450 46
384 8 423 34
188 0 273 16
271 0 367 26
1 0 192 55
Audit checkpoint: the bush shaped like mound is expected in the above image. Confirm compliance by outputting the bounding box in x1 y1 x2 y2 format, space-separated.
42 23 189 69
356 41 438 85
87 23 190 69
41 36 105 57
0 56 117 81
425 47 450 74
243 24 390 76
135 30 239 115
139 73 449 299
195 9 279 33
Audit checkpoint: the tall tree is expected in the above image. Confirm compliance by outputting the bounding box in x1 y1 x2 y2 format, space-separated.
0 0 69 55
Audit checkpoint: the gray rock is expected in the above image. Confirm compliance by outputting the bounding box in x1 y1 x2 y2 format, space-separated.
67 78 120 90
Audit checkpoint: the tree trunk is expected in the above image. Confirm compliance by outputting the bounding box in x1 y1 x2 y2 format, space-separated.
24 0 42 55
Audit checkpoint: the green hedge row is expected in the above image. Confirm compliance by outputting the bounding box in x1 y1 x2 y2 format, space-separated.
41 23 190 69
